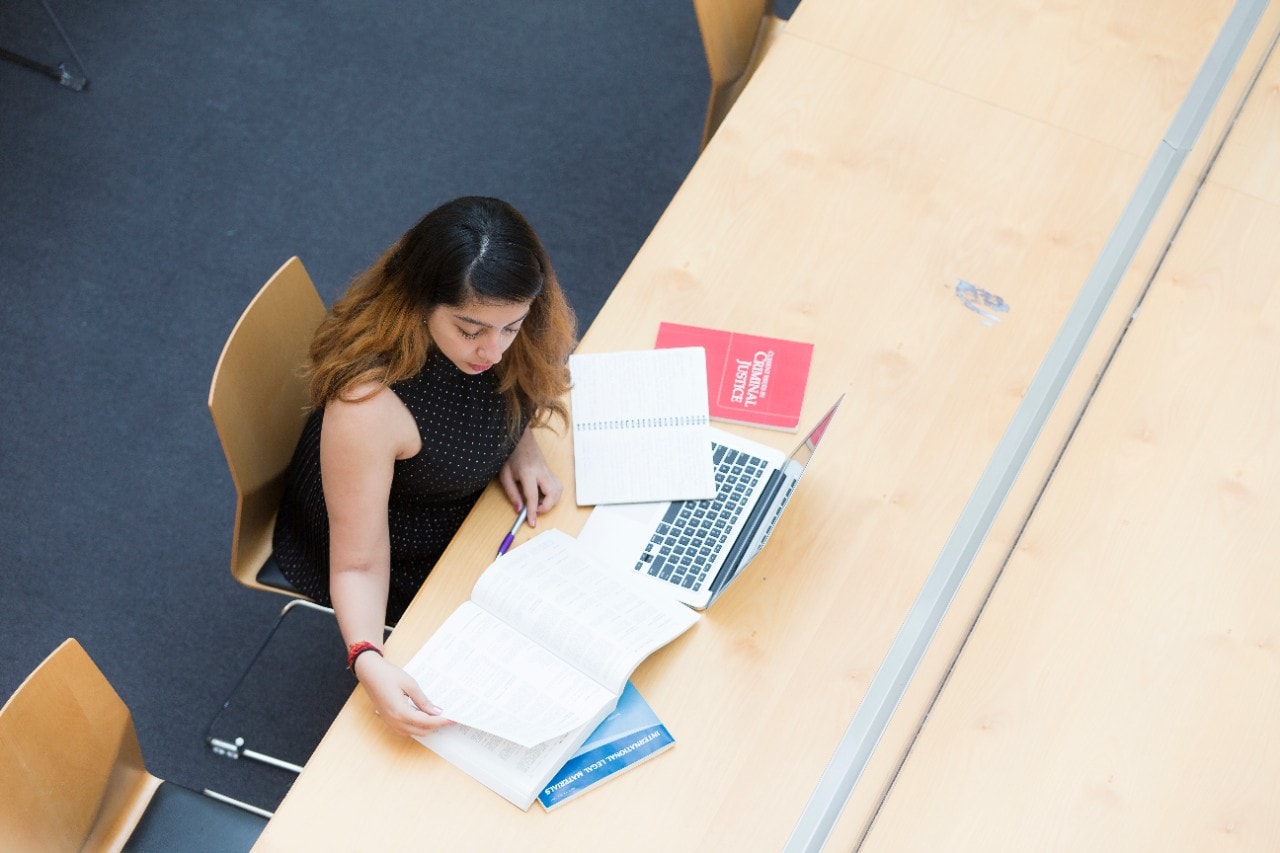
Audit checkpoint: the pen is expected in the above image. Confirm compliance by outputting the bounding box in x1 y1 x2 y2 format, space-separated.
496 506 528 557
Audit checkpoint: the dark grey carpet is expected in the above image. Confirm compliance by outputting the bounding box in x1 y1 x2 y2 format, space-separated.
1 0 795 813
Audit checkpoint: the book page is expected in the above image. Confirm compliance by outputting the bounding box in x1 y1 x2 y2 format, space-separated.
403 602 616 749
569 347 716 504
415 702 612 811
473 530 699 694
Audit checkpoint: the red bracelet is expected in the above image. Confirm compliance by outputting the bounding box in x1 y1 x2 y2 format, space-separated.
346 641 383 671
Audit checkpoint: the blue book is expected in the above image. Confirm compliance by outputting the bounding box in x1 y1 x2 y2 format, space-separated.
538 682 674 810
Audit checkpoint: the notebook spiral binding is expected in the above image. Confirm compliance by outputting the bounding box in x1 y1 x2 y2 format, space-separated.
576 414 708 431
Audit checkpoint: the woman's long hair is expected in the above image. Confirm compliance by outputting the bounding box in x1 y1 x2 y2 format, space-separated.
307 197 577 437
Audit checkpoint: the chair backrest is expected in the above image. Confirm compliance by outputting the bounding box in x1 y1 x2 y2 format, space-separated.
0 639 161 851
692 0 783 150
209 257 326 595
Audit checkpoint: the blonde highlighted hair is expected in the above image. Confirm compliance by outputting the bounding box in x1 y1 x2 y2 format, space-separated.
307 197 577 437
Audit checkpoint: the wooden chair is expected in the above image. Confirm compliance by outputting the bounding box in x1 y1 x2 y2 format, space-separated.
206 257 340 773
208 256 327 599
0 639 267 852
693 0 785 150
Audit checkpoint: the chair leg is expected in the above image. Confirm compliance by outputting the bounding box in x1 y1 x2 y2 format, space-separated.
200 788 275 819
0 0 89 90
206 599 336 775
207 735 307 775
206 599 393 774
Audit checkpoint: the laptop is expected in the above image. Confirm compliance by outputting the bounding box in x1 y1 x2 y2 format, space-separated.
577 396 843 609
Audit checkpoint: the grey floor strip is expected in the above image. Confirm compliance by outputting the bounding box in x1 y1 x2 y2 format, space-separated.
784 2 1269 850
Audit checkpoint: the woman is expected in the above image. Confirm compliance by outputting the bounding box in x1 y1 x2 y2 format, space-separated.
272 196 577 736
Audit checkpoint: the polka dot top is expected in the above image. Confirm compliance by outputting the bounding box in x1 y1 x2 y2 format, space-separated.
272 348 520 621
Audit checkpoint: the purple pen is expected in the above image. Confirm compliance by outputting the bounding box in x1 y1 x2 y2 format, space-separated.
496 506 529 556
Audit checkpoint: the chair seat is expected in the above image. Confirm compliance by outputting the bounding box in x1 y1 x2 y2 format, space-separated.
256 554 300 595
122 782 266 853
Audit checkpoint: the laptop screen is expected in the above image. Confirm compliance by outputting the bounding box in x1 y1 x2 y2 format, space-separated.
782 394 842 477
708 395 844 602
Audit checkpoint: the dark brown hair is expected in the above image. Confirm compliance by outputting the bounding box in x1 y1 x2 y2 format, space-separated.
307 197 576 435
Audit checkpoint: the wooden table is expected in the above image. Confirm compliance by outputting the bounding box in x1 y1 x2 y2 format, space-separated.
857 35 1280 851
784 0 1242 157
818 2 1280 847
254 2 1259 849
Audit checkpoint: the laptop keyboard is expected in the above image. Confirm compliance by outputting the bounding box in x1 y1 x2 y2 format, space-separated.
636 443 769 589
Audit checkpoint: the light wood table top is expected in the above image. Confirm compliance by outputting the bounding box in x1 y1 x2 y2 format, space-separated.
784 0 1239 157
822 5 1280 848
255 5 1259 850
858 39 1280 853
1209 29 1280 206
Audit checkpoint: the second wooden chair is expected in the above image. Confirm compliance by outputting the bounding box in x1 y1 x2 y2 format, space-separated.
0 639 268 852
693 0 785 150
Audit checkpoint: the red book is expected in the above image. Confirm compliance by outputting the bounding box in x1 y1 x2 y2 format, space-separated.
654 322 814 431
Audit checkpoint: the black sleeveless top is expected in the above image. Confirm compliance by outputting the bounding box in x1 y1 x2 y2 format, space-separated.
272 349 520 621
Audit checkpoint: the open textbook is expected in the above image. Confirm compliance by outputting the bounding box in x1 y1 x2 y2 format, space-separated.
403 529 699 809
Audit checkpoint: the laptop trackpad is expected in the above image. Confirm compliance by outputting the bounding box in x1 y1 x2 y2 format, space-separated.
577 501 667 572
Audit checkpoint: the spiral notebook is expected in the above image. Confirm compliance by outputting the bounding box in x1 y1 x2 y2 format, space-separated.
569 347 717 506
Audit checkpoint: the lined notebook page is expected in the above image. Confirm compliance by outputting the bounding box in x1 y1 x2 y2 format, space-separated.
569 347 716 505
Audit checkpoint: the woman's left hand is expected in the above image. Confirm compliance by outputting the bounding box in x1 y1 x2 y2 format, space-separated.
498 427 562 527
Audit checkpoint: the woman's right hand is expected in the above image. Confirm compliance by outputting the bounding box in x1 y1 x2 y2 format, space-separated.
354 653 455 738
